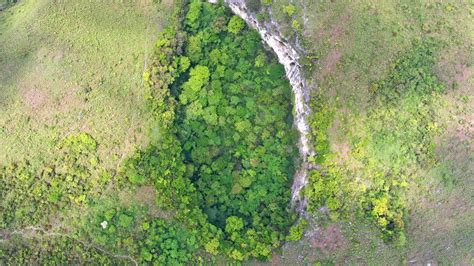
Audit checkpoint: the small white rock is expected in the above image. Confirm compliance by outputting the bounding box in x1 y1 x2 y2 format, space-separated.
100 220 108 229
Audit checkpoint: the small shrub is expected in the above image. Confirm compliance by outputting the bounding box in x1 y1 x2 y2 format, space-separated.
227 16 245 34
282 4 296 17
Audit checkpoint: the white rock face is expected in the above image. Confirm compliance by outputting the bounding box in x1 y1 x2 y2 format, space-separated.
214 0 315 213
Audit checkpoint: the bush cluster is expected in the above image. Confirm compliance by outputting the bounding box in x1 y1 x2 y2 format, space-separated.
124 0 297 261
0 133 109 228
306 40 444 243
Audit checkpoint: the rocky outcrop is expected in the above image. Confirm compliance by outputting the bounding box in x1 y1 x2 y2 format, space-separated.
212 0 315 214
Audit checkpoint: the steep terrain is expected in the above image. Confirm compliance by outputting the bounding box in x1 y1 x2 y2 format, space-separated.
268 0 473 264
0 0 472 264
218 0 314 213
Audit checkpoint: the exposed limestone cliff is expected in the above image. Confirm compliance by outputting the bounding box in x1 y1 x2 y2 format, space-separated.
211 0 315 214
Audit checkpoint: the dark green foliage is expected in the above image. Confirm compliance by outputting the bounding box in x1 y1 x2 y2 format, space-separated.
306 102 346 220
139 219 200 264
79 201 201 264
358 40 443 242
371 39 444 103
2 0 18 9
286 219 308 241
186 0 202 31
1 1 297 263
176 0 296 260
124 0 297 261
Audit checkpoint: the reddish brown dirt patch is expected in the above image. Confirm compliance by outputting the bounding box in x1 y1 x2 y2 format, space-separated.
328 112 351 163
270 254 283 266
436 47 473 94
444 62 472 93
58 87 81 112
0 229 11 241
321 49 342 78
133 185 157 206
36 47 64 62
334 140 350 162
50 50 64 62
22 87 49 109
119 186 174 220
317 13 350 79
309 224 347 253
453 114 473 148
329 15 349 45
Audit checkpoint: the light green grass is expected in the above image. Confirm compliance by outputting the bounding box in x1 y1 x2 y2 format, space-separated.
268 0 473 264
0 0 167 168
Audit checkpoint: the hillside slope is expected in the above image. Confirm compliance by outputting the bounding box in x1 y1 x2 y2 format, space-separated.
267 0 473 264
0 0 166 168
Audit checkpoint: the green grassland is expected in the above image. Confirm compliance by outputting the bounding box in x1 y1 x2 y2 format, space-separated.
0 0 167 169
1 1 299 263
268 0 473 264
0 0 472 264
0 0 176 262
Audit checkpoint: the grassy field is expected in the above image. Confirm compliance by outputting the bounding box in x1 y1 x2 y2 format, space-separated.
0 0 168 169
0 0 472 264
269 0 473 264
0 0 175 262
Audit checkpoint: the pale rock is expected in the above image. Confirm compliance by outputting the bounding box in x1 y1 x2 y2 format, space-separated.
210 0 315 214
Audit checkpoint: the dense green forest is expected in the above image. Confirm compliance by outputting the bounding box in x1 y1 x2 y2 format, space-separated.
1 0 472 264
129 0 298 261
1 0 299 263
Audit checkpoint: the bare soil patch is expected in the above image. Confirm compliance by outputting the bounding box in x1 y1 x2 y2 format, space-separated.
308 224 347 254
436 46 473 94
118 186 173 220
328 111 351 163
317 12 350 79
22 86 49 109
321 49 342 78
